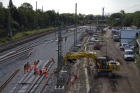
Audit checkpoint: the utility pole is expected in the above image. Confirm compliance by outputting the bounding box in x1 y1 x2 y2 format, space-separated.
102 7 104 32
74 3 77 46
8 6 11 38
36 1 38 29
42 6 44 28
56 22 63 87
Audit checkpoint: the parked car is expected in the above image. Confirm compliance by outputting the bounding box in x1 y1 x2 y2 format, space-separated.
113 35 119 42
89 37 96 42
124 49 135 61
93 40 101 50
76 43 82 48
71 47 79 52
92 35 98 40
120 43 134 51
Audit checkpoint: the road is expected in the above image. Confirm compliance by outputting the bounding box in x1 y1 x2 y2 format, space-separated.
0 26 89 93
90 29 140 93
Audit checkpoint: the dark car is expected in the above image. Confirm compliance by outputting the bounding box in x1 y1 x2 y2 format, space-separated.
71 47 79 52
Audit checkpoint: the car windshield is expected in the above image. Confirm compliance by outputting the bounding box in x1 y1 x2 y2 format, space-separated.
125 51 133 55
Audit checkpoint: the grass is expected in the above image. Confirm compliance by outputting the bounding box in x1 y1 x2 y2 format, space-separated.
0 27 55 45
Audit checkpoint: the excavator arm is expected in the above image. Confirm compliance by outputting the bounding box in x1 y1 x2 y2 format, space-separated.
63 51 97 63
63 52 120 72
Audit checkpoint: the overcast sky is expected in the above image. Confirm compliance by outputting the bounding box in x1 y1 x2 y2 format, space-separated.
1 0 140 15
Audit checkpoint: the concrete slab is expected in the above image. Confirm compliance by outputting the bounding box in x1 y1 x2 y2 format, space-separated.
29 76 44 93
26 75 36 84
18 84 29 93
42 60 50 69
21 73 32 83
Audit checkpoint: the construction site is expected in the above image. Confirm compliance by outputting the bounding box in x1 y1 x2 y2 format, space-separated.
1 0 140 93
0 25 140 93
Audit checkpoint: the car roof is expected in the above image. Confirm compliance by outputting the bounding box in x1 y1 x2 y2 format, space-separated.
125 49 133 51
121 43 128 44
113 35 118 36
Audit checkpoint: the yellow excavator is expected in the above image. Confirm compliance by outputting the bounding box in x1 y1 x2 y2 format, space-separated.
63 52 120 78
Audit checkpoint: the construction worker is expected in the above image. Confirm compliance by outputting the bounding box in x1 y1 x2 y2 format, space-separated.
52 58 55 63
43 68 47 77
35 69 40 74
39 69 42 75
27 62 31 71
24 64 26 74
98 63 101 69
33 63 37 71
25 64 28 72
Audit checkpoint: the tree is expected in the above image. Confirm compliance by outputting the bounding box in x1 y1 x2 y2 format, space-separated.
20 3 33 10
133 11 140 27
18 3 35 29
120 10 125 15
123 13 133 26
8 0 14 8
0 8 5 26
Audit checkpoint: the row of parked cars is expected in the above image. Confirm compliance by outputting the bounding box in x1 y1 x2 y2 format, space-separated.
88 34 101 50
120 43 135 61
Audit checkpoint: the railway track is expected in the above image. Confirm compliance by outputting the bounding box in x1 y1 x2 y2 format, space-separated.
0 69 20 92
0 49 33 64
0 28 74 63
9 60 54 93
0 26 74 53
40 70 54 93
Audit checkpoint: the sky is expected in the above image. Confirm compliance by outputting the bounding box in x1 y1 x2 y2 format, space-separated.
1 0 140 15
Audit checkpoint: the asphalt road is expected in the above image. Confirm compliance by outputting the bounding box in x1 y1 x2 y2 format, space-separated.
0 26 90 93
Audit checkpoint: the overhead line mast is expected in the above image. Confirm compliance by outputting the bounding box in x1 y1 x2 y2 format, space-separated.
74 3 77 46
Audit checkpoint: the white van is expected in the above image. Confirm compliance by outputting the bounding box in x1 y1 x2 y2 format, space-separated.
124 49 135 61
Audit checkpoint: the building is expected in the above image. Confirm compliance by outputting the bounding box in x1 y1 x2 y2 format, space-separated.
0 2 3 8
120 29 140 45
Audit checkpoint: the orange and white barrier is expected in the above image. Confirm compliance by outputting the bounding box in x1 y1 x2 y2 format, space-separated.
70 75 78 84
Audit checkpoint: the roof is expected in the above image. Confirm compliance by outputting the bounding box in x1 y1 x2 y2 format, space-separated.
120 29 140 44
120 29 140 39
125 49 133 51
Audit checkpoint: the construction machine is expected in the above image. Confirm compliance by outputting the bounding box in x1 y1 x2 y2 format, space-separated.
63 52 120 78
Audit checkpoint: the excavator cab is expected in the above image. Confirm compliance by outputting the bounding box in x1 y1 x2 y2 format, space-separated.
95 57 120 71
95 57 108 69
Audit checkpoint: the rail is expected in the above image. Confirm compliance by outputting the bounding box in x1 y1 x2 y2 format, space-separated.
40 70 54 93
0 49 33 63
0 69 20 92
0 26 74 53
10 60 54 93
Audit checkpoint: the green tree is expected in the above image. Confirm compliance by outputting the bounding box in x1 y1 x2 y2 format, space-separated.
123 13 133 26
18 3 35 29
133 11 140 27
0 8 5 26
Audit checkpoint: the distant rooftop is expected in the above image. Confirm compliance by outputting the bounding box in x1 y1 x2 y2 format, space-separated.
122 26 138 30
